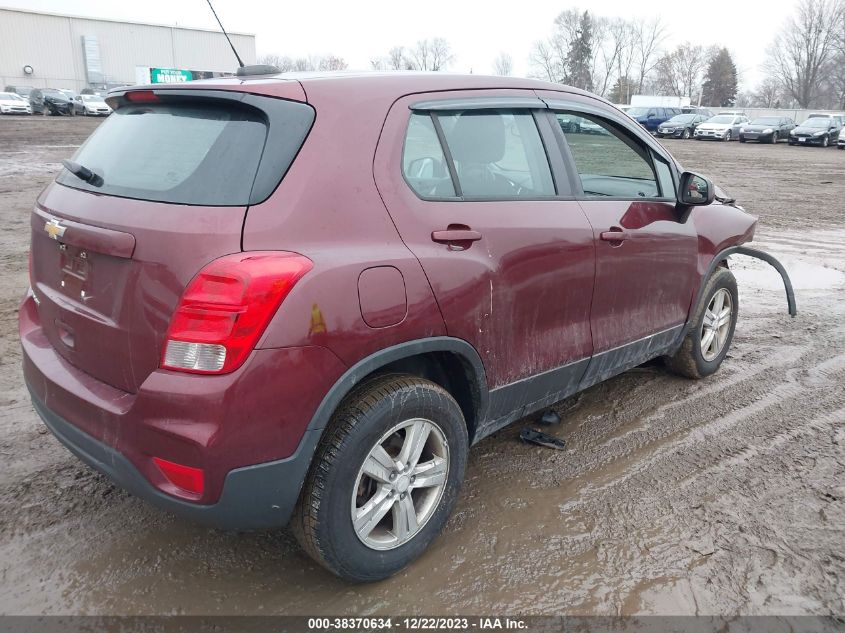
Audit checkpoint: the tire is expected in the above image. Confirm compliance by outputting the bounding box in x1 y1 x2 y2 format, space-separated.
822 135 829 147
292 373 469 582
682 128 691 139
739 137 746 143
665 267 738 379
724 130 732 142
838 144 844 150
771 132 778 144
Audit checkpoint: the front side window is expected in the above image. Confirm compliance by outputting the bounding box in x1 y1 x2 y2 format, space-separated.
555 112 659 199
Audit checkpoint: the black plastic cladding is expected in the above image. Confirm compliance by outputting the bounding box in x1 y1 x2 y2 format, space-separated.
106 88 315 206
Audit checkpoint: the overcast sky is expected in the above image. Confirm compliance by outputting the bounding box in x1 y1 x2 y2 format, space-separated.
4 0 792 90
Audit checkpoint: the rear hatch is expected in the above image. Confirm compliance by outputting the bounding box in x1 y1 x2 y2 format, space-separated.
30 86 314 393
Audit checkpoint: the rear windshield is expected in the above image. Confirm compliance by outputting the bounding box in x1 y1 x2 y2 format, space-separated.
57 102 268 206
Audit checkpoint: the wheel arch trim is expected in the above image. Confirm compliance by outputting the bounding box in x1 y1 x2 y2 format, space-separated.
307 337 489 433
679 245 797 342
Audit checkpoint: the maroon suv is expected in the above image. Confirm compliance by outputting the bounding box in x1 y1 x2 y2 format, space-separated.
20 71 792 582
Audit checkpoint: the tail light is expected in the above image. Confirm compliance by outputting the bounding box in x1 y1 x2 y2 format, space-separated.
161 252 312 374
125 90 159 103
153 457 204 495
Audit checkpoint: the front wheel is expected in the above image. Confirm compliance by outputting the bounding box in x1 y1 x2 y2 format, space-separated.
665 267 738 379
771 132 778 144
822 135 830 147
724 130 732 142
293 374 469 582
682 128 691 139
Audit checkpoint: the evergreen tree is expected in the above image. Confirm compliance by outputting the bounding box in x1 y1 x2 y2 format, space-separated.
702 48 738 107
565 11 594 91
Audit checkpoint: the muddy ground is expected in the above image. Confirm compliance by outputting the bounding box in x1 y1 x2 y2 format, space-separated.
0 116 843 616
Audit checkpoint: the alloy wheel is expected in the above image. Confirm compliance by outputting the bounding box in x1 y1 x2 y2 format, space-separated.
725 130 732 141
351 418 449 550
700 288 733 361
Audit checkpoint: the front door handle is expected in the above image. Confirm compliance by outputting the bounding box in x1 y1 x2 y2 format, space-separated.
600 227 628 244
431 226 483 250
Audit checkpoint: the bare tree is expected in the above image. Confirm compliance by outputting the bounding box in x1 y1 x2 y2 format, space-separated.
318 55 348 71
655 43 708 98
405 38 454 71
632 17 668 93
752 76 786 107
530 39 562 81
429 38 454 71
387 46 408 70
257 54 296 72
765 0 844 107
493 52 513 76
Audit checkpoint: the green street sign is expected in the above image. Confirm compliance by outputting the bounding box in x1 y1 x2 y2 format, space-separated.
150 68 193 84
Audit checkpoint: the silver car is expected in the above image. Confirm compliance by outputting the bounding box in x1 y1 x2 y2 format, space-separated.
694 114 748 141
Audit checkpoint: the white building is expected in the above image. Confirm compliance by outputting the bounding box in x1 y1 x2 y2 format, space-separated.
0 6 256 92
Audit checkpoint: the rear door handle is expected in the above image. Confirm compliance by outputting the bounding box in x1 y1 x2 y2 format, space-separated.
600 228 628 244
431 229 483 244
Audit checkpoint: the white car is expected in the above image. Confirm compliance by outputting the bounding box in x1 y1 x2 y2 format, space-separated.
0 91 32 115
74 94 113 116
694 114 748 141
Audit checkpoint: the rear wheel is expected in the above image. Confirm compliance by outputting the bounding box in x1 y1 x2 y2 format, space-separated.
665 267 738 379
293 374 469 582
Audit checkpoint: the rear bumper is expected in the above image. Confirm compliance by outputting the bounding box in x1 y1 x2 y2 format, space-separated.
20 294 346 529
29 388 323 529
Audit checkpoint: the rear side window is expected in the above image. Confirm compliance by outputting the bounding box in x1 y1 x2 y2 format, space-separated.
402 113 455 198
57 100 311 206
403 109 555 200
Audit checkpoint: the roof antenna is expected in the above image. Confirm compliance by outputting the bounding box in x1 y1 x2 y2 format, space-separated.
205 0 244 68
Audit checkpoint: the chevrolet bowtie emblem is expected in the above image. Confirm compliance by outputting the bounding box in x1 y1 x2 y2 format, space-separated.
44 218 67 240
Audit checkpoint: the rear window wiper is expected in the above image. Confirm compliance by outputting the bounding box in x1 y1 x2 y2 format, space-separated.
61 159 104 187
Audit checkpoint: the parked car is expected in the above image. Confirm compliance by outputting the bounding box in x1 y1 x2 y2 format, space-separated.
4 84 34 98
21 72 789 583
0 91 32 115
72 94 112 116
694 114 748 141
806 113 844 126
626 106 683 132
739 117 796 143
788 116 841 146
29 88 74 115
656 113 708 139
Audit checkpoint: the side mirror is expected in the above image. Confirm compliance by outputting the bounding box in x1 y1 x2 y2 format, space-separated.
679 171 715 206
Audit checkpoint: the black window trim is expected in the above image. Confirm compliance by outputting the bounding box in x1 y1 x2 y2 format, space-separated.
542 102 680 203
